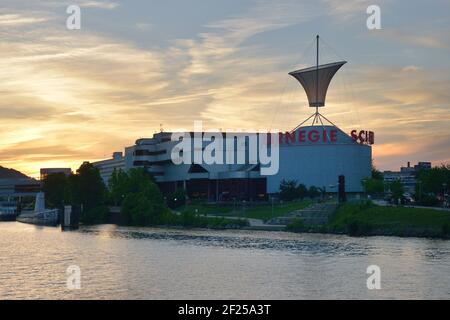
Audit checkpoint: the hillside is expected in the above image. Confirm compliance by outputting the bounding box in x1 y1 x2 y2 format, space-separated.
0 166 30 179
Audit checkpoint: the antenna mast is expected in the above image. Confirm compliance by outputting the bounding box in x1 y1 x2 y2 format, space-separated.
288 34 347 132
315 34 319 122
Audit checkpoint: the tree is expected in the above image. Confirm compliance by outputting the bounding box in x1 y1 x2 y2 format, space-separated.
42 172 68 208
416 164 450 195
279 180 319 201
279 179 299 201
371 166 383 180
167 188 187 209
297 184 308 199
307 186 321 198
389 180 404 203
68 162 108 223
108 169 130 206
109 167 168 225
121 182 166 225
362 178 384 195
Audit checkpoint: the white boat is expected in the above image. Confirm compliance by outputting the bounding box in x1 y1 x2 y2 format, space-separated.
16 192 59 226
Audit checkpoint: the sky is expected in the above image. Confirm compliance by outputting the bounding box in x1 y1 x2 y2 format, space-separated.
0 0 449 178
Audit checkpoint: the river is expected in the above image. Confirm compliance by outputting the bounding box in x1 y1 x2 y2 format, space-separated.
0 222 449 299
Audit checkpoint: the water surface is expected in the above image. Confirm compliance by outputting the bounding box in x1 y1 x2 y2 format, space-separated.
0 222 449 299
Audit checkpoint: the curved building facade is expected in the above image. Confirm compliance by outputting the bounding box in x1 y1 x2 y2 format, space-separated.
268 125 371 193
93 125 371 200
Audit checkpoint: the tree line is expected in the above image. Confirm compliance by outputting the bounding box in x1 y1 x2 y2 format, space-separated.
43 162 172 225
362 164 450 206
278 179 322 201
43 162 243 227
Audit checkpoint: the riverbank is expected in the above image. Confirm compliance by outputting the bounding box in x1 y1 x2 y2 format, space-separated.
316 201 450 239
184 200 450 239
179 200 312 220
73 200 450 239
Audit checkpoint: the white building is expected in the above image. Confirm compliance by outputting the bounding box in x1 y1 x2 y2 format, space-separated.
93 152 125 184
92 36 372 200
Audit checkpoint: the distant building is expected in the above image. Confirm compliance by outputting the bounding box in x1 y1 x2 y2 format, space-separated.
92 152 125 184
383 162 431 194
40 168 72 180
0 178 40 197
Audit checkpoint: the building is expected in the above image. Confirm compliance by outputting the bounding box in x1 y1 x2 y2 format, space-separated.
383 161 431 194
0 178 40 198
93 126 371 201
93 152 125 184
92 36 372 200
40 168 72 180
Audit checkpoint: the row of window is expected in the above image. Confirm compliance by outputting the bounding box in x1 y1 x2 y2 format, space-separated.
134 149 167 156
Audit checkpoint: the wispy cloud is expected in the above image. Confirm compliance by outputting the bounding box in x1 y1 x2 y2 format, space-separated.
0 13 47 26
379 29 449 49
79 1 119 10
0 0 449 176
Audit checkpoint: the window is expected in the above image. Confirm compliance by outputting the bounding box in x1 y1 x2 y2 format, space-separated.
134 149 166 156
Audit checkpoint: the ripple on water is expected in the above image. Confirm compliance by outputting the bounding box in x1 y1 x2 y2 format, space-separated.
1 222 449 299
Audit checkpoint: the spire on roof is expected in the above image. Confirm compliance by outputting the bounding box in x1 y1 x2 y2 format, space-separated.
289 35 346 108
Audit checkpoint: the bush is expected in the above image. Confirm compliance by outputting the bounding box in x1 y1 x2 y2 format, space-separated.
121 188 168 226
279 179 298 201
109 168 168 226
417 195 439 207
286 218 305 232
359 200 374 210
442 223 450 238
346 220 372 236
308 186 321 198
168 210 248 229
167 188 187 209
81 206 109 225
279 180 313 201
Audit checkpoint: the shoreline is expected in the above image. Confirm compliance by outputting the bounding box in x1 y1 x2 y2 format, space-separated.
78 221 450 241
3 219 450 240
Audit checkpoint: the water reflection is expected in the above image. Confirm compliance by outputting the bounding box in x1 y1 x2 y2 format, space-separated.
0 222 449 299
79 225 371 256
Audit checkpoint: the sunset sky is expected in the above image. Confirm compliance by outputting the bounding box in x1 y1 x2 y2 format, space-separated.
1 0 449 178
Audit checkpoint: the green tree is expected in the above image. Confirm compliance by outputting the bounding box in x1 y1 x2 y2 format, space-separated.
279 179 298 201
68 162 108 223
108 169 130 206
362 178 384 195
297 184 308 199
370 160 384 180
416 164 450 195
167 188 186 209
42 172 68 208
307 186 321 198
110 167 168 225
389 180 404 203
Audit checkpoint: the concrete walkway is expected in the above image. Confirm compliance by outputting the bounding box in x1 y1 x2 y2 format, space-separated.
265 202 338 226
206 202 338 230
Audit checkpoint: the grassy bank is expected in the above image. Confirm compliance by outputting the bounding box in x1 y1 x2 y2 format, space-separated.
179 200 312 221
327 201 450 238
165 211 249 229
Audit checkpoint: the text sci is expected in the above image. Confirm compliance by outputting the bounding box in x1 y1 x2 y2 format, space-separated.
351 130 375 145
278 129 375 145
